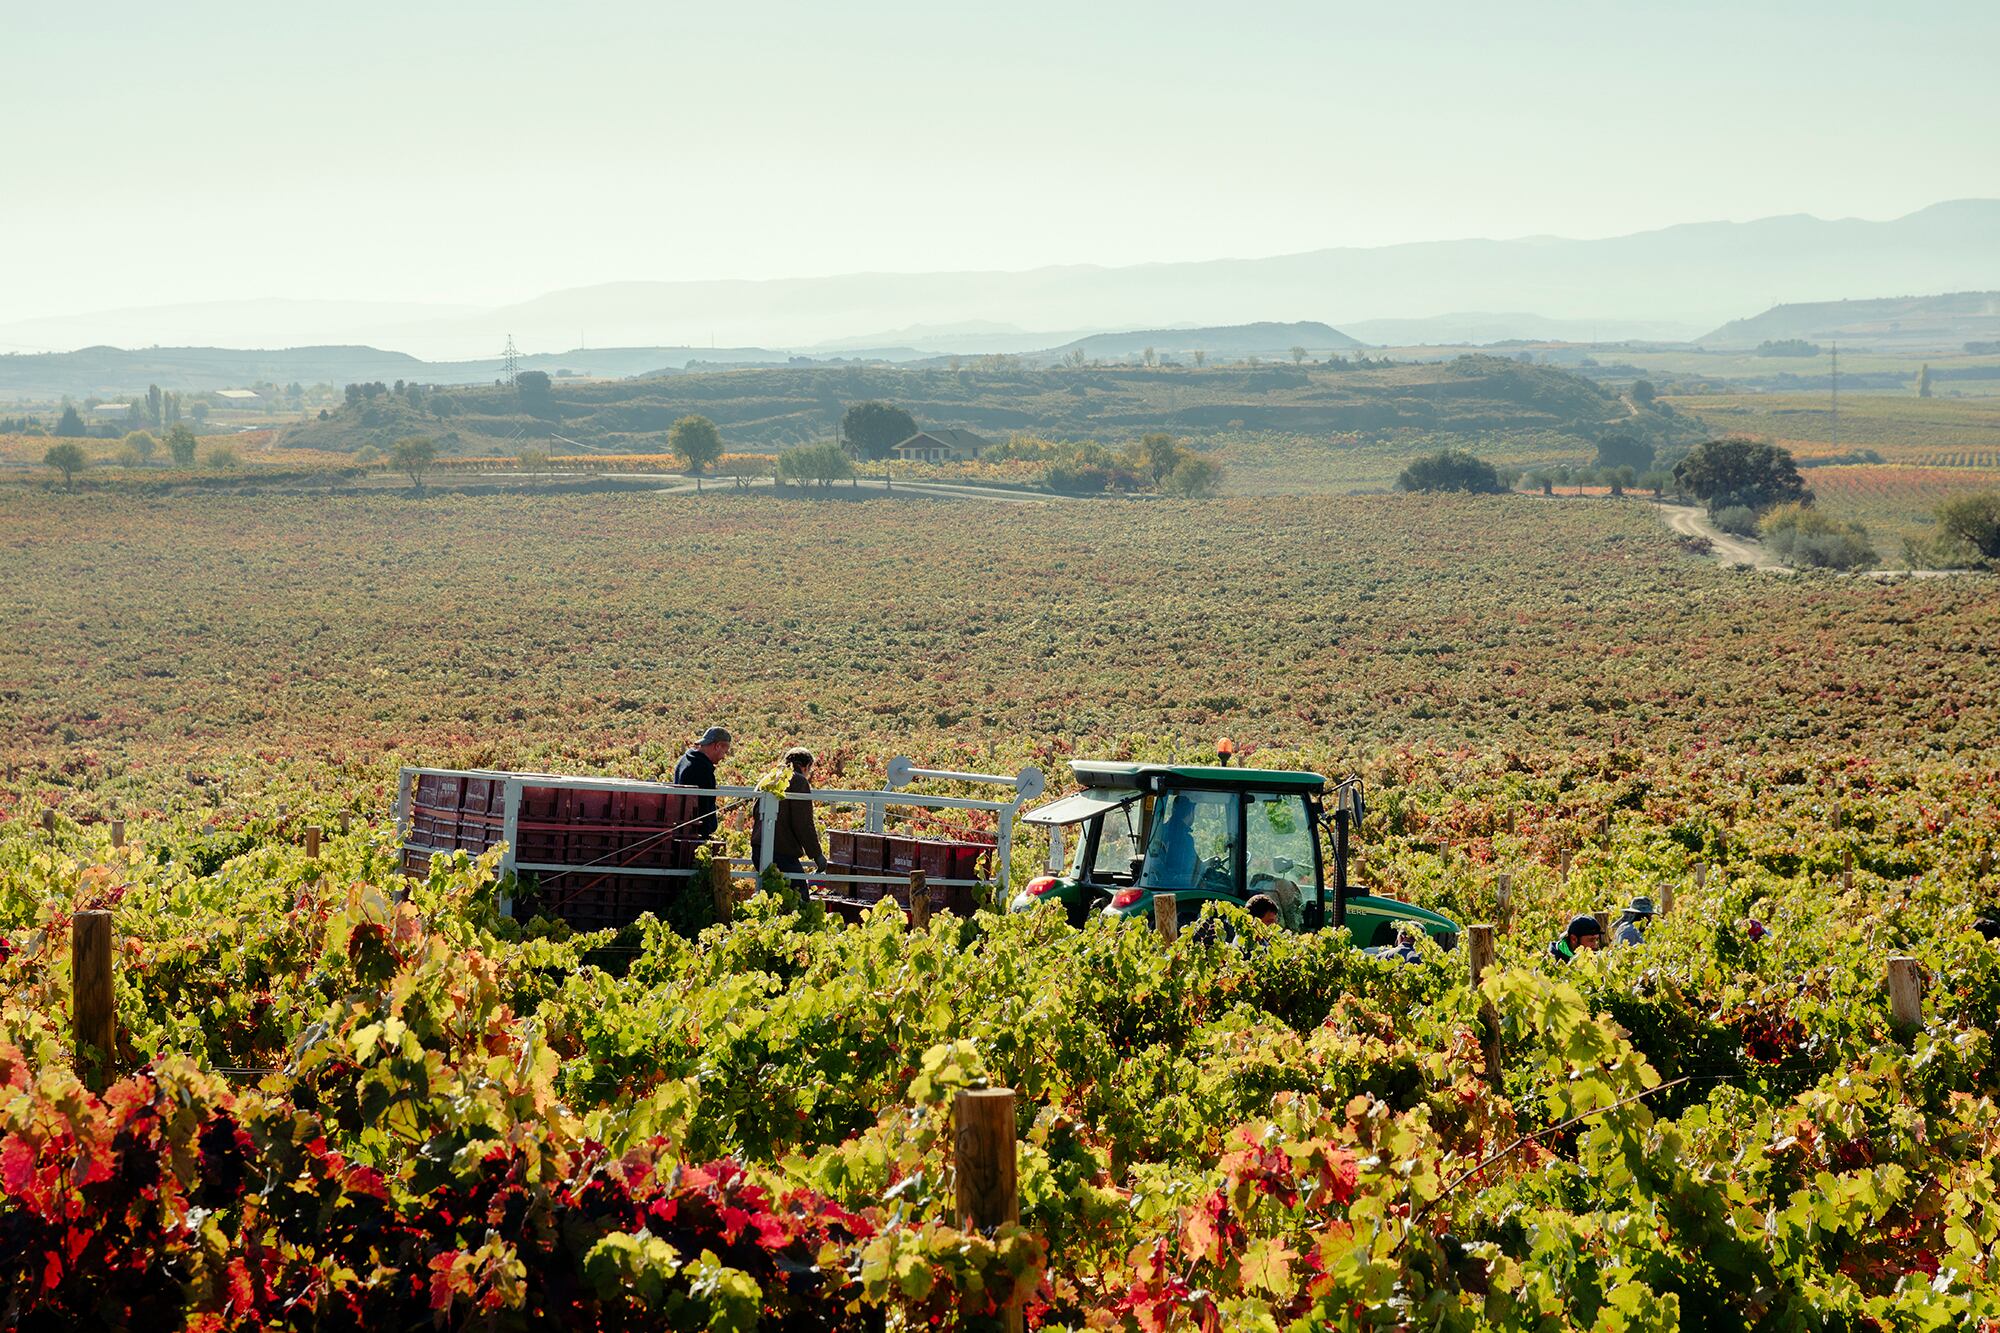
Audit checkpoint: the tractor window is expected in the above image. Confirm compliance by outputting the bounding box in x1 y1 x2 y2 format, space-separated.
1090 804 1142 882
1139 790 1239 893
1245 792 1315 929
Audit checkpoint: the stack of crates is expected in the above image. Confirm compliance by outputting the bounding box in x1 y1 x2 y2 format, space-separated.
402 773 508 877
510 783 712 932
823 830 992 916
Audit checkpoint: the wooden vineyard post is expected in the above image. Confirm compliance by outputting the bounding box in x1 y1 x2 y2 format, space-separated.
1494 874 1513 931
710 858 734 924
338 811 352 836
1594 909 1613 942
1153 893 1178 944
954 1088 1023 1333
305 825 322 860
1843 846 1854 892
1468 923 1496 985
110 819 125 849
1887 957 1923 1036
72 910 115 1092
1468 924 1502 1086
41 809 56 837
1661 877 1675 915
1559 850 1572 885
908 870 930 930
1694 863 1708 892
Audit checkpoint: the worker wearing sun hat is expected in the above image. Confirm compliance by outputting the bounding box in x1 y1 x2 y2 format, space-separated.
1614 895 1656 946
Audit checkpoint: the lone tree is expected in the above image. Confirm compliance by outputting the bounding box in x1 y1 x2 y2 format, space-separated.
1594 430 1654 474
1139 432 1184 489
166 424 199 468
55 405 86 437
669 414 724 481
1630 379 1657 406
516 370 555 420
840 401 917 461
1916 364 1933 398
390 435 437 489
1672 437 1808 515
43 442 86 491
1396 448 1506 494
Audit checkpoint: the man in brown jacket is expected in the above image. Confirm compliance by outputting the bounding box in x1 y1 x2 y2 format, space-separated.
773 747 827 878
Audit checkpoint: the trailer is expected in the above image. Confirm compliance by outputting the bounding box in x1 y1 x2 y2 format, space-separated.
396 759 1042 931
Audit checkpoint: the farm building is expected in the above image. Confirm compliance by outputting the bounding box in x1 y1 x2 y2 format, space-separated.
891 427 991 463
215 388 261 403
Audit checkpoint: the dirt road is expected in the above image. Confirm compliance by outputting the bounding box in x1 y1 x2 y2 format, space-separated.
1660 503 1788 571
1657 502 1958 578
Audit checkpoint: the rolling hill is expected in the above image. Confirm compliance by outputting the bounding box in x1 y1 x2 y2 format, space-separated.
1699 291 2000 351
275 356 1693 457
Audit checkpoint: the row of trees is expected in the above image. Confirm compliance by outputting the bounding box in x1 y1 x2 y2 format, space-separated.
41 425 216 489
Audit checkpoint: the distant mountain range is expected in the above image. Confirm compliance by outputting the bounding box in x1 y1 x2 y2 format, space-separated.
2 200 1994 360
1698 290 2000 350
1041 321 1360 362
1340 312 1705 346
0 324 1380 398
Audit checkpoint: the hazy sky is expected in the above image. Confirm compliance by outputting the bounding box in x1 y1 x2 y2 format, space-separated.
4 0 1996 323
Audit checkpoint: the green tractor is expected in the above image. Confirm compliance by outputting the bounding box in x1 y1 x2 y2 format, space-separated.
1008 760 1457 948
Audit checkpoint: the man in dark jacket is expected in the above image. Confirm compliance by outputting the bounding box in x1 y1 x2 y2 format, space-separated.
774 747 826 877
673 726 732 838
1548 914 1603 963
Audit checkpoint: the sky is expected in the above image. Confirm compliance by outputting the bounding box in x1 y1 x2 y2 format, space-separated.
3 0 1997 325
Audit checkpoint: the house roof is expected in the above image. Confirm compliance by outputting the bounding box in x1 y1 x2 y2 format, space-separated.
215 388 260 400
893 427 990 452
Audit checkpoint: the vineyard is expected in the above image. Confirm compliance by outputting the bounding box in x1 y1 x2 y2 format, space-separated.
1672 394 2000 460
4 488 2000 1328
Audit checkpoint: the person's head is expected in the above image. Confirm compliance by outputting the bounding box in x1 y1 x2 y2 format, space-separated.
1244 893 1279 926
696 726 732 762
1166 800 1196 825
783 746 814 775
1565 914 1604 951
1621 895 1656 923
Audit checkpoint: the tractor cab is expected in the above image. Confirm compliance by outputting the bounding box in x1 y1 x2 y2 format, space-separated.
1009 760 1457 948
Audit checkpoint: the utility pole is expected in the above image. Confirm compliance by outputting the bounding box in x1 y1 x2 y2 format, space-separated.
503 334 519 385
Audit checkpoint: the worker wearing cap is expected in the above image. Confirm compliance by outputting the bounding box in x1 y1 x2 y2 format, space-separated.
1614 895 1656 946
1548 914 1603 963
674 726 732 839
773 747 827 878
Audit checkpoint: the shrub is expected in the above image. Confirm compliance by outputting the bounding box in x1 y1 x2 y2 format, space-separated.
1396 449 1504 494
776 441 854 488
205 445 242 470
121 430 158 464
1760 503 1877 570
1712 506 1760 537
1931 491 2000 567
165 424 200 468
1159 455 1224 498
